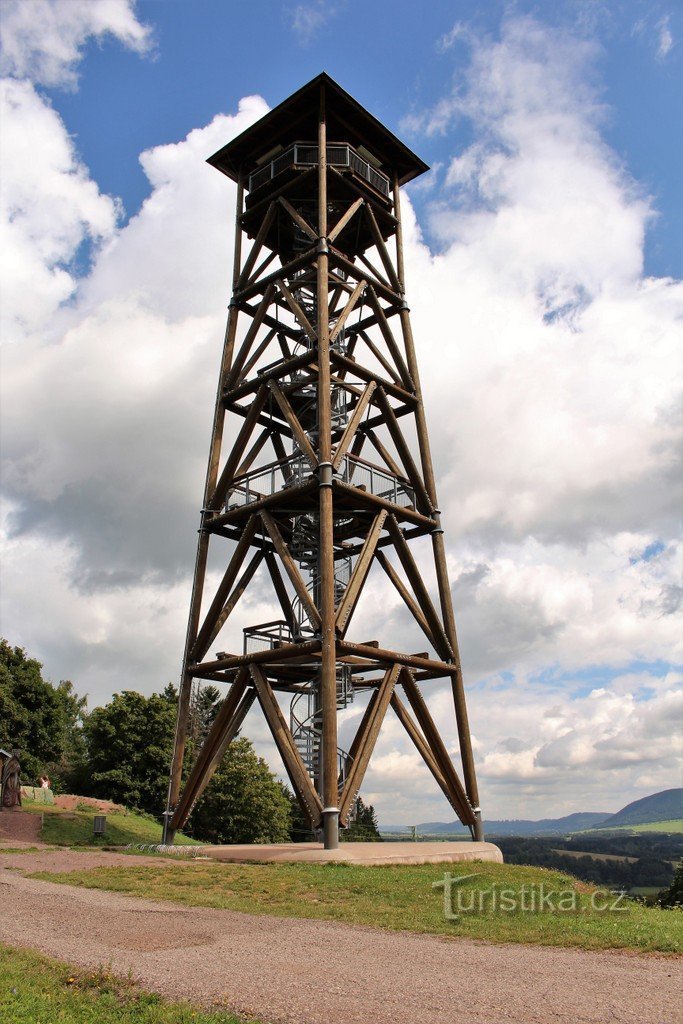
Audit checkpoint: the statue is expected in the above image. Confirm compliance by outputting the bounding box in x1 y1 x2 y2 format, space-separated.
0 749 22 809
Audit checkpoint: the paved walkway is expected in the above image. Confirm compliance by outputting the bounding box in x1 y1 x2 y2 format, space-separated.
0 848 680 1024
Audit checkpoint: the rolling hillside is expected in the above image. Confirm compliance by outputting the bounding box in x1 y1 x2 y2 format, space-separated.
382 789 683 837
596 788 682 828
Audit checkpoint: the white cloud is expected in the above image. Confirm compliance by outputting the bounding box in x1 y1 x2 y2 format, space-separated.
0 0 151 88
0 78 120 343
287 1 340 46
657 16 674 59
1 12 680 820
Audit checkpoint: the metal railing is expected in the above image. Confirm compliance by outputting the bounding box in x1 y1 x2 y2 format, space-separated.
336 453 416 509
249 141 390 198
225 452 415 511
243 619 292 655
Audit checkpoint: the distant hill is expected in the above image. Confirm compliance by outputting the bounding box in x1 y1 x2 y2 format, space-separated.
381 788 683 837
597 788 682 829
381 812 610 837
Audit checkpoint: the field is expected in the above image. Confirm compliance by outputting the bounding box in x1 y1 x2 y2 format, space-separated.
32 858 683 953
20 801 199 847
600 820 683 834
0 944 256 1024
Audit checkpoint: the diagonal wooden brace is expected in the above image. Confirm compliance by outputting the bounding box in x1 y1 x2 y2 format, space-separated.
335 510 387 634
261 510 322 629
169 668 252 832
249 664 323 828
338 663 400 824
400 668 474 825
332 381 376 470
267 380 318 470
190 517 258 661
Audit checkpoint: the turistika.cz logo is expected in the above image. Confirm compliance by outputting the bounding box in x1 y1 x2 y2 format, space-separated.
432 872 629 921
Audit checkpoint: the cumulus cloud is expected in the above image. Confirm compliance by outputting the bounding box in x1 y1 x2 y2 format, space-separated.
1 11 680 820
0 78 120 343
286 1 341 46
0 0 151 88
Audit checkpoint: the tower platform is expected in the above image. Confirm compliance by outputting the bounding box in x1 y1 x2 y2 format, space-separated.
202 841 503 866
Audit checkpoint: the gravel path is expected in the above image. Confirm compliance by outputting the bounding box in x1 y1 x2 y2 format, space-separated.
0 848 680 1024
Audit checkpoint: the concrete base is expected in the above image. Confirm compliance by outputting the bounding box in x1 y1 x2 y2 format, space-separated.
202 841 503 866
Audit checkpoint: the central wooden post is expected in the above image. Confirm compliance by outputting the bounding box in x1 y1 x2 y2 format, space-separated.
316 86 339 849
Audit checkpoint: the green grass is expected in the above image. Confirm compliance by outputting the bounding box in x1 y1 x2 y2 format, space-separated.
614 820 683 834
0 944 259 1023
581 820 683 835
31 859 683 953
21 801 200 847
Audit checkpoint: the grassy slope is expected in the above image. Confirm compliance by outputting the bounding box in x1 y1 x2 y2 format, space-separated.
580 820 683 836
32 859 683 954
0 944 257 1024
21 801 199 847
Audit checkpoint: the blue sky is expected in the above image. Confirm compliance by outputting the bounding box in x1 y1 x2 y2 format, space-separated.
49 1 682 278
1 1 681 822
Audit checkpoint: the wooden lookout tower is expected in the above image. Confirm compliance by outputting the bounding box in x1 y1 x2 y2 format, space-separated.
164 74 483 849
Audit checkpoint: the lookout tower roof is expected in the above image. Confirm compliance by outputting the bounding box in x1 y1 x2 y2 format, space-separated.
207 72 429 188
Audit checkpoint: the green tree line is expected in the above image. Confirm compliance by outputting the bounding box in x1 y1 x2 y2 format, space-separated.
0 639 381 844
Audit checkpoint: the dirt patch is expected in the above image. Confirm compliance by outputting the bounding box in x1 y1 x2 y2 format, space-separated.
53 795 125 813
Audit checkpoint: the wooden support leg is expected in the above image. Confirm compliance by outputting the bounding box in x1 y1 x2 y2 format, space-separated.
168 669 253 836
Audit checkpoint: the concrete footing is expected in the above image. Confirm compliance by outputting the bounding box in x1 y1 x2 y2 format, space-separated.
202 841 503 866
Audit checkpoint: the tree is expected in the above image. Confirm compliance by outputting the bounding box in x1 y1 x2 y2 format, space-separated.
341 795 383 842
658 860 683 909
0 639 87 789
189 737 291 844
82 687 177 814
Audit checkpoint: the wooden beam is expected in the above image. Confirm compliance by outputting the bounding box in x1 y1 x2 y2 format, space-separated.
194 550 263 662
206 477 317 530
194 638 321 673
329 247 402 306
169 671 252 831
385 515 453 662
363 427 404 479
389 690 458 810
237 201 277 289
261 510 322 629
338 664 400 824
235 248 316 305
400 669 474 825
264 551 297 636
335 510 387 634
328 197 364 243
225 283 277 390
365 202 403 294
225 349 314 404
374 388 433 515
330 280 367 345
249 664 323 828
375 549 436 648
365 287 413 392
234 428 270 480
190 516 258 661
241 327 276 378
329 350 416 406
337 640 454 676
356 329 403 386
277 278 317 343
208 385 268 511
333 479 435 530
332 381 376 471
267 381 318 470
278 196 317 241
